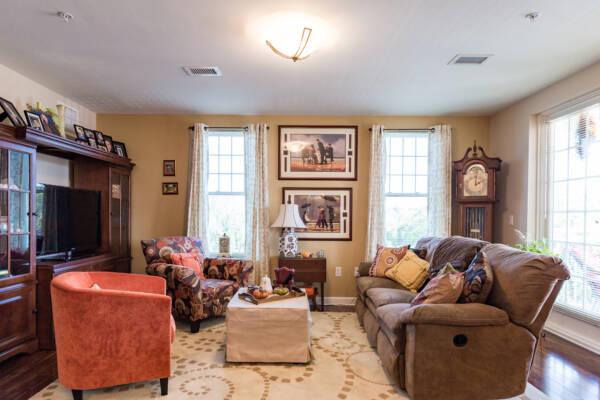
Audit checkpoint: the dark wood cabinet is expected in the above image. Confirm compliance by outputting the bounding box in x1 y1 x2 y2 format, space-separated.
278 257 326 311
0 135 38 362
0 124 134 360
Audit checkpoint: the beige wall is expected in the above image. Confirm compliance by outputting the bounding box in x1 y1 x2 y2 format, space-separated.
489 60 600 353
0 63 96 129
490 60 600 245
98 114 488 298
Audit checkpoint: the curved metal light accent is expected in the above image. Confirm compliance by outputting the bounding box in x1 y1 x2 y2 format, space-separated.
266 27 312 62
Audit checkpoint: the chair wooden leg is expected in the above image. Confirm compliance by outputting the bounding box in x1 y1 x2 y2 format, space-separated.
160 378 169 395
72 389 83 400
312 287 319 311
190 320 200 333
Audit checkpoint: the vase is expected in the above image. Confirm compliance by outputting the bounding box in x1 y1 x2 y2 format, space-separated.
56 105 66 138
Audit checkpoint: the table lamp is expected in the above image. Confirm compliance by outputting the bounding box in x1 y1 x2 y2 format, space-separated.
271 204 306 257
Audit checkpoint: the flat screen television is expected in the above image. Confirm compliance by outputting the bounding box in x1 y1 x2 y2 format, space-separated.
36 184 101 257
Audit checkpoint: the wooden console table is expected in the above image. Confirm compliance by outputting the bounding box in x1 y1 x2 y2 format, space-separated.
278 257 326 311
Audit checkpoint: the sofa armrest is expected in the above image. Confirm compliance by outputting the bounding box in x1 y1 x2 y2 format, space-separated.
358 262 372 277
91 271 166 295
400 303 509 326
203 257 253 285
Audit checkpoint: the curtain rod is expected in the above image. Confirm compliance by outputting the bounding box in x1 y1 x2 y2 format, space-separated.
187 126 269 131
369 128 435 132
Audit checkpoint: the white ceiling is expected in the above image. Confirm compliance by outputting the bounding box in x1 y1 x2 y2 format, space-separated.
1 0 600 116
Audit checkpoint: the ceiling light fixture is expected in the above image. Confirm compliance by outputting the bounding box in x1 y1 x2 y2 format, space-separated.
56 11 74 23
266 27 313 62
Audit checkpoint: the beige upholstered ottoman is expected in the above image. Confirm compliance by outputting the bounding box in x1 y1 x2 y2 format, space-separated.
226 288 312 363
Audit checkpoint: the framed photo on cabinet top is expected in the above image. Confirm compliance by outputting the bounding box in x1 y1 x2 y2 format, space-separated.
278 125 357 180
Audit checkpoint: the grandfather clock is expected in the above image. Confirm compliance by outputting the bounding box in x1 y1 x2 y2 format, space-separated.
453 142 501 242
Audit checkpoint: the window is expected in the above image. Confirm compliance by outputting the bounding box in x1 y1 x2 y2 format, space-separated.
544 103 600 322
206 131 245 255
384 132 428 246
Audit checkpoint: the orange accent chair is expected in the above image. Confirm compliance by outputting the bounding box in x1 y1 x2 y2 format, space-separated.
51 272 175 400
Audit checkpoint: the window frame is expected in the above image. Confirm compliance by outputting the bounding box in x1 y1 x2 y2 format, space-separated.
206 129 246 257
536 98 600 326
383 131 429 247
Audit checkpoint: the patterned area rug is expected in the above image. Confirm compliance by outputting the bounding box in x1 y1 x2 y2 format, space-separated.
32 312 549 400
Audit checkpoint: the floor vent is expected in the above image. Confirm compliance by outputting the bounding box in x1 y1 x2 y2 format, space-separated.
448 54 492 65
182 66 222 76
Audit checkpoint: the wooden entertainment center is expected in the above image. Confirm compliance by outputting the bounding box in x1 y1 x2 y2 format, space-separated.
0 124 133 361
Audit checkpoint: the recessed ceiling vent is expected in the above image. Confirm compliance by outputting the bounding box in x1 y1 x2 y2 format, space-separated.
182 66 222 76
448 54 492 65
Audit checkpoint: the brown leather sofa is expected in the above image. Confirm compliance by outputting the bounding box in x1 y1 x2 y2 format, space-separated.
355 236 570 400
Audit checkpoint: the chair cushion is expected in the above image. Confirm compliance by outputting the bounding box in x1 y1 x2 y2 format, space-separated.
459 251 493 303
171 252 206 279
410 272 465 306
376 303 411 353
199 279 240 318
370 245 409 277
356 276 406 301
140 237 205 265
384 250 430 292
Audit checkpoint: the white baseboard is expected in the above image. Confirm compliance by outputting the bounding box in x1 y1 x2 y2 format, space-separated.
544 312 600 355
316 297 356 306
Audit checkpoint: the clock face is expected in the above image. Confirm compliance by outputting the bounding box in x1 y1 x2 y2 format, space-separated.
463 163 488 197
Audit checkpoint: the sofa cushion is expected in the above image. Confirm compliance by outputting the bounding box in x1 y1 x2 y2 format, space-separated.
410 272 464 307
376 303 411 336
422 236 488 275
356 276 405 301
366 288 416 316
370 245 409 277
384 250 430 292
459 251 493 303
376 303 411 353
483 243 570 328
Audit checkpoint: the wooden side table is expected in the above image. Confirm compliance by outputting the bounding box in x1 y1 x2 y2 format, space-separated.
278 257 326 311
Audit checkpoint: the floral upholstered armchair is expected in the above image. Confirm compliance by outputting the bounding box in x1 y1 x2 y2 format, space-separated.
141 236 253 333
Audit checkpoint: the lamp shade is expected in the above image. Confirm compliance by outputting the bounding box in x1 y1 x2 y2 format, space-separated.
271 204 306 229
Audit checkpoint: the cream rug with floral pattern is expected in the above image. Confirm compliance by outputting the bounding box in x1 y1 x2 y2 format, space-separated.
32 312 548 400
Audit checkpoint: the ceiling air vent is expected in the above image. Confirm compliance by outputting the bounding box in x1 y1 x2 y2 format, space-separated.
182 66 222 76
448 54 492 65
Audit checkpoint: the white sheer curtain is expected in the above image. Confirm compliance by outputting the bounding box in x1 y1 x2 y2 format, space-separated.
427 124 452 237
244 124 270 284
365 125 387 261
185 123 209 239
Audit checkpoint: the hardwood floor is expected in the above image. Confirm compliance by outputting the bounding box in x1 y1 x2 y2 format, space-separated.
529 331 600 400
0 324 597 400
0 350 56 400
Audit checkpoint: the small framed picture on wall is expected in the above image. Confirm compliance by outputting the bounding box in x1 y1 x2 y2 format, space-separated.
163 160 175 176
162 182 178 195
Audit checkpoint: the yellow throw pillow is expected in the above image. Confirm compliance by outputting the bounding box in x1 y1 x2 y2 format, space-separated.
385 250 430 292
369 245 408 277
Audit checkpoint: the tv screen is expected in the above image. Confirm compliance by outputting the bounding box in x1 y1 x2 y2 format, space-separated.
36 184 101 257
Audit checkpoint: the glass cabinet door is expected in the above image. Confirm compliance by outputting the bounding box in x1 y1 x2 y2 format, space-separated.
110 170 130 258
0 148 33 279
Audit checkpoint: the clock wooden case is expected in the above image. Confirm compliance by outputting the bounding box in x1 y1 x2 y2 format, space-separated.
453 142 501 242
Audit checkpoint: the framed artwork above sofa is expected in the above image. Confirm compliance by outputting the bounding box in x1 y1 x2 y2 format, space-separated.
282 187 352 241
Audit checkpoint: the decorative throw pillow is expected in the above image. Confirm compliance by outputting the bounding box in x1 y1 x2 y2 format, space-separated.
369 245 409 277
410 272 465 307
436 262 459 277
428 259 466 277
171 253 206 279
459 251 494 303
410 246 428 261
384 250 430 292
